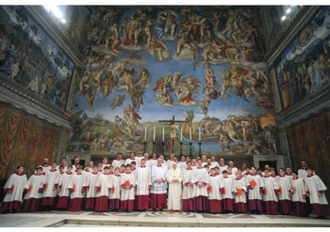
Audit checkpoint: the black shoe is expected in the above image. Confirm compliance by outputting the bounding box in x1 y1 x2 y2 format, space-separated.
152 208 156 211
159 208 163 211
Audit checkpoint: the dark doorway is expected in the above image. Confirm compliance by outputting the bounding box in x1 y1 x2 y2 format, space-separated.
259 161 278 174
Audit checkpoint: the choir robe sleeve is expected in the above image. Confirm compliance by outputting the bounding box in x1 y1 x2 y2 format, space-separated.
273 178 279 191
24 176 33 190
4 174 15 190
148 167 152 186
191 169 199 185
259 176 265 188
315 175 327 192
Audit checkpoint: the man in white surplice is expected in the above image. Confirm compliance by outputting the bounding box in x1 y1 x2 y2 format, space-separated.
166 162 182 212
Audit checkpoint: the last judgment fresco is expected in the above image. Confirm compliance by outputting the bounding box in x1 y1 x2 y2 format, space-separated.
68 6 280 157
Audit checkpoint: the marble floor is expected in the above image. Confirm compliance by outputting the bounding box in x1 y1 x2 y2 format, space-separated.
0 210 329 227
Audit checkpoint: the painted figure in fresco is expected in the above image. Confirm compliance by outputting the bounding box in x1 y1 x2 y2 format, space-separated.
136 68 150 88
86 81 97 109
171 73 184 91
110 94 125 110
94 67 108 97
223 121 241 142
127 19 143 48
105 23 121 55
264 126 277 154
101 69 115 100
193 15 213 45
120 69 135 95
307 60 316 93
124 104 142 136
198 97 211 116
158 81 173 104
159 10 178 38
114 115 131 137
315 53 330 82
120 18 129 44
200 40 226 67
175 29 198 70
143 19 155 46
79 66 91 98
149 36 169 61
8 59 19 80
175 85 195 105
111 136 124 150
131 85 145 112
220 135 232 152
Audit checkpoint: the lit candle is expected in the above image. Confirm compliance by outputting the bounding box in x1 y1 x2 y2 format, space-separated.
199 127 201 141
162 127 164 142
145 127 147 141
190 127 192 141
180 127 183 141
153 127 155 142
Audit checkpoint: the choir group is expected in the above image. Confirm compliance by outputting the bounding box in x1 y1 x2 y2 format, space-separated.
1 151 329 219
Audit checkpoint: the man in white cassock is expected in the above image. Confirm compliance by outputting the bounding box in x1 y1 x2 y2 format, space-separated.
56 165 74 210
150 158 167 210
56 158 68 173
102 157 110 169
149 152 158 168
135 149 144 167
178 155 187 171
228 161 238 175
125 152 136 166
191 159 209 212
41 162 59 210
298 160 314 180
182 161 195 211
36 158 52 175
166 162 182 212
210 156 219 168
21 167 45 212
219 158 228 174
1 165 27 213
135 159 151 211
112 153 125 169
304 167 330 218
167 153 176 170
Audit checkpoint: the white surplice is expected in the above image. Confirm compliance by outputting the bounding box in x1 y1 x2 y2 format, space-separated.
275 175 292 201
150 165 167 194
3 173 27 203
23 174 44 200
67 173 86 199
42 169 60 198
166 168 183 210
191 167 209 197
111 159 125 169
262 176 279 202
58 172 74 197
291 178 306 203
304 174 328 205
182 168 194 200
120 172 135 200
135 166 151 196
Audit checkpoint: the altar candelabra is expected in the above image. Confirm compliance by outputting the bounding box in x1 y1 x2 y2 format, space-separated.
152 141 156 153
189 142 193 158
144 142 147 154
162 142 165 155
198 142 202 157
180 142 183 157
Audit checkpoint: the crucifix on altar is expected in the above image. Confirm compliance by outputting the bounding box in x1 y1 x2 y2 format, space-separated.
159 115 186 153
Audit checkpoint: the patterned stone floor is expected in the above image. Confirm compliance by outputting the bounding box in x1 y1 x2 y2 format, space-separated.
0 210 329 227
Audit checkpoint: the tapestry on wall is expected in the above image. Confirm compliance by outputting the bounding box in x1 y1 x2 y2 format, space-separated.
274 6 330 110
69 6 279 157
0 6 75 111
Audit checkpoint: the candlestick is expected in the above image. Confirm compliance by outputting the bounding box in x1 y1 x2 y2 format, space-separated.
199 127 201 141
180 142 183 156
198 142 202 157
180 127 183 141
162 127 164 141
153 127 155 141
144 127 147 141
189 127 192 141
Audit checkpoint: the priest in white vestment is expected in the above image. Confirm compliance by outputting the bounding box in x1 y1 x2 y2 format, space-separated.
304 167 330 217
112 153 125 169
1 165 27 213
191 160 209 212
36 158 52 175
150 158 167 210
135 159 151 211
21 167 45 212
166 163 182 212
